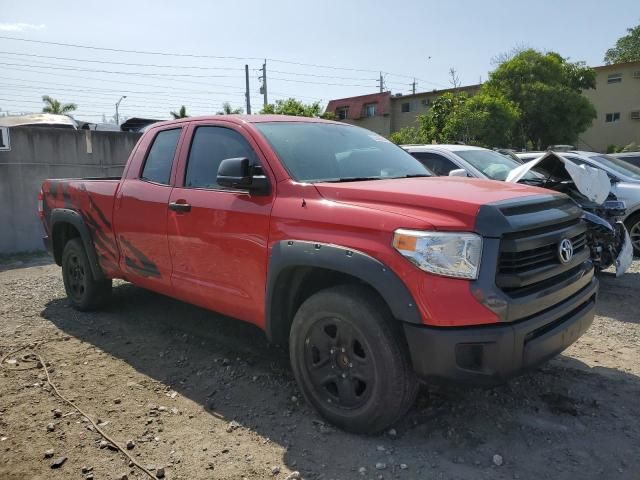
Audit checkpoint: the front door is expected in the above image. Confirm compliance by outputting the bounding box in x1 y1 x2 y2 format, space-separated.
167 123 273 326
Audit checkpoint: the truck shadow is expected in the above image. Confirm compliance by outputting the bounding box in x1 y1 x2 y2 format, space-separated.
41 283 640 479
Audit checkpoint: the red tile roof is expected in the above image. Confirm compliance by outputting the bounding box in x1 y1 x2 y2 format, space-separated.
325 92 391 120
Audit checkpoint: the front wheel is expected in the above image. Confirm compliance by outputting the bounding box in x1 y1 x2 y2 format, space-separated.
62 238 112 311
289 284 417 434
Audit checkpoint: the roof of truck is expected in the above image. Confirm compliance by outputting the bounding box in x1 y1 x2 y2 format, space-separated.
149 114 344 129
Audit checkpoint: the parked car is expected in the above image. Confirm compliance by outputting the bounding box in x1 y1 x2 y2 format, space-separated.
611 151 640 169
516 150 640 256
403 145 633 273
39 117 598 433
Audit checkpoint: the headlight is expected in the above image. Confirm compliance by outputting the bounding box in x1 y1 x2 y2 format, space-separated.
392 229 482 279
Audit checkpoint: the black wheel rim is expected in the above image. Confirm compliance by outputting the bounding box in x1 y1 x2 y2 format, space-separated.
303 317 374 409
65 253 86 302
630 220 640 253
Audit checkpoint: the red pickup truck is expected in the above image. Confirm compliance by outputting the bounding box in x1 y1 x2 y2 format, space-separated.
39 116 597 433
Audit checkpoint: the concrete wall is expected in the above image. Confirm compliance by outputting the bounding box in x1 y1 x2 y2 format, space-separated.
577 61 640 152
0 127 141 253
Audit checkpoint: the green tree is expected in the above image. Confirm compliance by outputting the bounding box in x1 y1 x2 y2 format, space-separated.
170 105 188 119
443 93 520 147
41 95 77 115
260 98 330 117
604 23 640 64
217 102 243 115
389 126 430 145
484 49 596 149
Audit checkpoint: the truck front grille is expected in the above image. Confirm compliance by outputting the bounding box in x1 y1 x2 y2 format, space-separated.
496 219 589 294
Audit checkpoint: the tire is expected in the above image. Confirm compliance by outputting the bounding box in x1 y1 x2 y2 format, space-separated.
625 213 640 256
289 284 418 434
61 238 112 311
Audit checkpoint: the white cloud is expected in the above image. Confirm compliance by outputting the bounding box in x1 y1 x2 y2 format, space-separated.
0 23 46 32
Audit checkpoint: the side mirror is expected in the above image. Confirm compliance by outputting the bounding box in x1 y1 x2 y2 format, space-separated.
217 157 269 194
449 168 470 178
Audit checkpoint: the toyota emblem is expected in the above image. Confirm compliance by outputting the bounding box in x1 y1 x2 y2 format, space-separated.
558 238 574 264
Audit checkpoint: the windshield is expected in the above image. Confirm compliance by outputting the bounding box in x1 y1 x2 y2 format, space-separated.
255 122 432 182
456 149 534 181
587 154 640 180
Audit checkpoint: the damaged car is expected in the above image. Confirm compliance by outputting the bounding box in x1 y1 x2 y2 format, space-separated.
403 145 633 275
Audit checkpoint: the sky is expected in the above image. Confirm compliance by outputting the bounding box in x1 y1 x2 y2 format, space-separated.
0 0 637 123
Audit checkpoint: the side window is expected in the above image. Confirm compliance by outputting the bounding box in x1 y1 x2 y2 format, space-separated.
185 126 258 189
141 128 181 185
411 152 458 176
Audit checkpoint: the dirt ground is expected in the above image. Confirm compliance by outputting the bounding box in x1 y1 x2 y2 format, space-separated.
0 255 638 480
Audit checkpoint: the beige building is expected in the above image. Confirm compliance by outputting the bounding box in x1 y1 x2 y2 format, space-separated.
326 61 640 152
576 61 640 152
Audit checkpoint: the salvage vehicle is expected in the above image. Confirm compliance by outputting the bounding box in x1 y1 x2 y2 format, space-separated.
517 150 640 256
403 145 633 274
40 116 598 433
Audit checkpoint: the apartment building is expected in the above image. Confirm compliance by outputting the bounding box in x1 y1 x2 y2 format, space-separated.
325 85 480 137
576 61 640 152
326 61 640 152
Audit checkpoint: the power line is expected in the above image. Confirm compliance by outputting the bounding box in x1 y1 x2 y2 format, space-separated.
0 66 248 94
0 35 262 60
0 50 245 71
269 76 373 88
0 60 240 79
0 35 442 89
0 77 247 99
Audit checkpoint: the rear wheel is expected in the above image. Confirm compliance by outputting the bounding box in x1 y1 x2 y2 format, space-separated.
289 284 417 434
625 213 640 256
62 238 112 311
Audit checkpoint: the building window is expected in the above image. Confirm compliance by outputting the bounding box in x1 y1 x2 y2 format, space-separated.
605 112 621 123
607 73 622 84
363 103 377 117
401 102 410 113
336 107 349 120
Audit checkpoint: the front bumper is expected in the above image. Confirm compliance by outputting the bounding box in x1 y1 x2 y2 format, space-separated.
404 275 598 384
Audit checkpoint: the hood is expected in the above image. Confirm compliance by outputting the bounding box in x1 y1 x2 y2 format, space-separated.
506 151 611 204
314 176 556 231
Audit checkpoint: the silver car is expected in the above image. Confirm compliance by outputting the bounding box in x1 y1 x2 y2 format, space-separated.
516 151 640 255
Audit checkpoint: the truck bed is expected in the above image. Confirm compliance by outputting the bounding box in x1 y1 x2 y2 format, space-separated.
41 178 120 276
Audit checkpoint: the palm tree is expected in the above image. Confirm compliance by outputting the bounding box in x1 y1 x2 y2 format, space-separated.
216 102 243 115
170 105 188 119
41 95 77 115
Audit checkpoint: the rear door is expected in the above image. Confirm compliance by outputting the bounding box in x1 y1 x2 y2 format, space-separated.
113 126 184 294
167 121 274 326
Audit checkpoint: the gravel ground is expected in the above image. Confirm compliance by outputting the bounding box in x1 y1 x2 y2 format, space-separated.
0 255 638 480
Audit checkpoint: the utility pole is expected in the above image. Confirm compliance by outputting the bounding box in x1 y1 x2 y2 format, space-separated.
378 72 385 93
260 60 268 107
244 65 252 114
412 78 416 95
115 95 126 126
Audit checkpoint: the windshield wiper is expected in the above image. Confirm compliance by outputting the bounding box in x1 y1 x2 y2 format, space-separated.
326 176 384 183
397 174 432 178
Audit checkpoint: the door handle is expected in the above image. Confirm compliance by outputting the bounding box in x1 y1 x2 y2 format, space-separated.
168 201 191 212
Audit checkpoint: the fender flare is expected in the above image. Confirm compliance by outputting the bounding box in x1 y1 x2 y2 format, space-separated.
50 208 106 280
265 240 421 343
